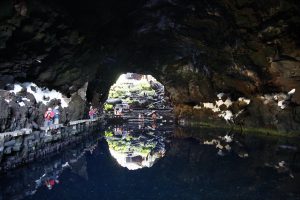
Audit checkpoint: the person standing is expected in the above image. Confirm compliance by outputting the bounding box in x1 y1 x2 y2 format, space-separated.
44 108 54 128
53 106 60 125
114 107 122 117
89 106 95 120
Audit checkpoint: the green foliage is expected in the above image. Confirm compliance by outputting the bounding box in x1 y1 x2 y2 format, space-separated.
131 146 152 156
123 98 134 104
108 78 157 100
109 89 126 98
106 132 157 156
104 103 113 111
125 135 134 141
139 81 152 91
107 140 130 152
104 131 113 137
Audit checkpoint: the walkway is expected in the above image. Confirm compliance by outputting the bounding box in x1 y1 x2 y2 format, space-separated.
0 117 104 171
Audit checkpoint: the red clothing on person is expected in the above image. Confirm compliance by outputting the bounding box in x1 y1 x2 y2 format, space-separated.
49 179 55 186
89 110 94 116
44 111 54 120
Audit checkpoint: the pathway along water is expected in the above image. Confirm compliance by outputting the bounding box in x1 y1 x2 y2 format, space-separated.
0 112 299 200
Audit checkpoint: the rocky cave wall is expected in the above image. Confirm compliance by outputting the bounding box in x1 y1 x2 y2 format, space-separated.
0 0 300 133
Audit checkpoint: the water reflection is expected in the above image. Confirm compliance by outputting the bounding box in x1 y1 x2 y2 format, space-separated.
174 126 300 182
0 133 100 200
105 122 172 170
202 133 247 157
0 126 299 200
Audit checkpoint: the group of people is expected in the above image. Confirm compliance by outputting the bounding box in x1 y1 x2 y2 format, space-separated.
44 105 99 130
44 106 60 128
43 102 160 132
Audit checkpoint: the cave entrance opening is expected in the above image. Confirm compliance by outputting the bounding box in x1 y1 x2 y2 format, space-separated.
103 72 174 170
104 73 171 114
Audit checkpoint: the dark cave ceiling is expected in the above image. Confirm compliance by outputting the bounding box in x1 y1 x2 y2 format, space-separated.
0 0 299 105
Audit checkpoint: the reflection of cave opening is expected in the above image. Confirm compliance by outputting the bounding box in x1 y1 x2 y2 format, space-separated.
104 73 173 170
105 128 167 170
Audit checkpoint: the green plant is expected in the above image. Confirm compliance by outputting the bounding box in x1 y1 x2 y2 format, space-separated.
104 131 114 137
104 103 113 111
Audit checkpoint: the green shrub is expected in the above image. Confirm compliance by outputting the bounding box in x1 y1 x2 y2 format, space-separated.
104 103 113 111
105 131 114 137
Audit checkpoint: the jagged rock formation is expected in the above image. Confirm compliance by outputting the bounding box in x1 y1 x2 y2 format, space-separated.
1 0 300 133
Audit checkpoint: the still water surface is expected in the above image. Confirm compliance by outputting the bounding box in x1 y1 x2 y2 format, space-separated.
0 123 299 200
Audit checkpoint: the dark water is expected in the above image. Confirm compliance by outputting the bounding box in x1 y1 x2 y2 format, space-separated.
1 124 300 200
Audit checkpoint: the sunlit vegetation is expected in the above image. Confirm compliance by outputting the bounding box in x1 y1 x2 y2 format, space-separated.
106 73 164 109
104 131 114 137
105 132 156 156
104 103 114 111
109 79 155 100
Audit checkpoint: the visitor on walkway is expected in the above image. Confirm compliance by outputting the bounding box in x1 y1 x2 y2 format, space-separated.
89 106 95 120
114 107 123 117
44 108 54 129
53 106 60 125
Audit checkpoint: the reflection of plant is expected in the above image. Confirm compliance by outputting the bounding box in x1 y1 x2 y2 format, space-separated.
131 146 152 156
107 140 130 152
125 135 133 141
104 131 113 137
139 90 155 96
106 133 158 157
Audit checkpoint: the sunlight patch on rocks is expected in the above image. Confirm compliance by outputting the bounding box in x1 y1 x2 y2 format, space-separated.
10 82 70 108
193 94 250 122
260 88 296 110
